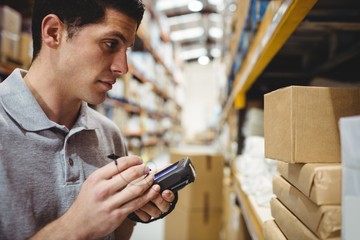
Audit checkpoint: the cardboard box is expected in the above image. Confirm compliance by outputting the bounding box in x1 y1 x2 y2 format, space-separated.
1 31 20 63
165 204 222 240
19 32 33 69
170 147 224 209
264 86 360 163
170 147 224 181
263 219 286 240
222 176 232 228
177 184 223 210
272 175 341 238
277 162 342 205
0 6 21 63
270 198 340 240
0 6 22 34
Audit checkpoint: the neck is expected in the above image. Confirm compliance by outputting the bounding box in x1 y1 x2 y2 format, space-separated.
24 62 82 129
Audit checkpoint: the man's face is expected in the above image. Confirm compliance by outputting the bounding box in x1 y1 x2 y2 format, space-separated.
55 9 137 105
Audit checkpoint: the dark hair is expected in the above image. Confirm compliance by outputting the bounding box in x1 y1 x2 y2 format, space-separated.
31 0 145 60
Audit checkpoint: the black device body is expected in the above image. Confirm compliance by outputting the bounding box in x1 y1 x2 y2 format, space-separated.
153 157 196 192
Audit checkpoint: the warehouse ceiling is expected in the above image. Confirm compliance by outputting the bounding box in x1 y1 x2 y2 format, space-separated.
154 0 234 62
155 0 360 90
4 0 359 86
4 0 230 63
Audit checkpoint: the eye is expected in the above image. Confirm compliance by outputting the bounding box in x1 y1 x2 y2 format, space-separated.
104 40 119 51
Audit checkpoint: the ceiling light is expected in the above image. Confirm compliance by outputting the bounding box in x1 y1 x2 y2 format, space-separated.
228 3 237 12
198 55 210 65
208 13 222 23
208 0 222 5
188 0 204 12
168 13 202 26
210 48 222 58
170 27 205 42
180 48 207 61
156 0 190 11
209 27 223 39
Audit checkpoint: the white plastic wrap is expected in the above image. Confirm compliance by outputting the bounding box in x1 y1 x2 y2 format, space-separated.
235 136 277 207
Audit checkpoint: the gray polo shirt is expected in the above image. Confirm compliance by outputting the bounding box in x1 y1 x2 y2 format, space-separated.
0 69 127 239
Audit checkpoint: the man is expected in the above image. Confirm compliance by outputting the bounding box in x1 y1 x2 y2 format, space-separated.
0 0 175 239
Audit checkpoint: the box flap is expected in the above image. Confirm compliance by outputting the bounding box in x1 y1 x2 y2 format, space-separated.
264 86 293 162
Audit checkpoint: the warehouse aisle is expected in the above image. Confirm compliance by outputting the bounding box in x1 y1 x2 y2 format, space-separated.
130 153 170 240
131 218 164 240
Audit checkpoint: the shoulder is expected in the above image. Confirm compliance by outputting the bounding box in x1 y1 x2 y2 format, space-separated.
0 68 24 95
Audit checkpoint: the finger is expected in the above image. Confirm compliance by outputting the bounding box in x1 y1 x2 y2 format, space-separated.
151 189 172 213
107 163 151 194
111 183 161 218
134 209 152 222
95 155 144 179
161 190 175 203
110 173 157 209
139 202 162 219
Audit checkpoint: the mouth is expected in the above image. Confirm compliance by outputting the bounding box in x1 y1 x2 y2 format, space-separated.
98 80 115 91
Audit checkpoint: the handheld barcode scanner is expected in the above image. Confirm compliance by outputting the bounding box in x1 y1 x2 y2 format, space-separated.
154 157 196 192
107 154 196 223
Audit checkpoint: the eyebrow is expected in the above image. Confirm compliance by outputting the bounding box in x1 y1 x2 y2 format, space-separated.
105 31 135 47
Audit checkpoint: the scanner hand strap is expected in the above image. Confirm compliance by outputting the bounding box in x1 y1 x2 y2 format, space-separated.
127 191 178 223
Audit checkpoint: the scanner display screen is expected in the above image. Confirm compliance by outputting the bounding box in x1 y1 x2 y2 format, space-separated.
154 164 177 180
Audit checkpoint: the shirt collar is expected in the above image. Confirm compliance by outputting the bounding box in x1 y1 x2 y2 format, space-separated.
0 68 98 132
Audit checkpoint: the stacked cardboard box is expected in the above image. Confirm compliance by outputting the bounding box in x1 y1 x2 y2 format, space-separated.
264 86 360 239
165 147 224 240
0 6 22 64
263 219 286 240
0 5 33 69
19 32 33 69
272 174 341 239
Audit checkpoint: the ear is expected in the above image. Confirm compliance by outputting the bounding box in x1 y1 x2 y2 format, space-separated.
41 14 64 48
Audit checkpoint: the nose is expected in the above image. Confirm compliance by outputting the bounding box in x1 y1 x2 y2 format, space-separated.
110 51 128 76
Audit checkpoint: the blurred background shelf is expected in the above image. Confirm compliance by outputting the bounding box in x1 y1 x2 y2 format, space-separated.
221 0 317 123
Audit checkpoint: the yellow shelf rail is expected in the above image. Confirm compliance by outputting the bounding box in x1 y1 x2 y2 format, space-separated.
221 0 317 124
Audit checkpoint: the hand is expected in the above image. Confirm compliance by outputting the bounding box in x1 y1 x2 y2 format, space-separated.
131 167 176 222
30 156 158 240
133 188 175 222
